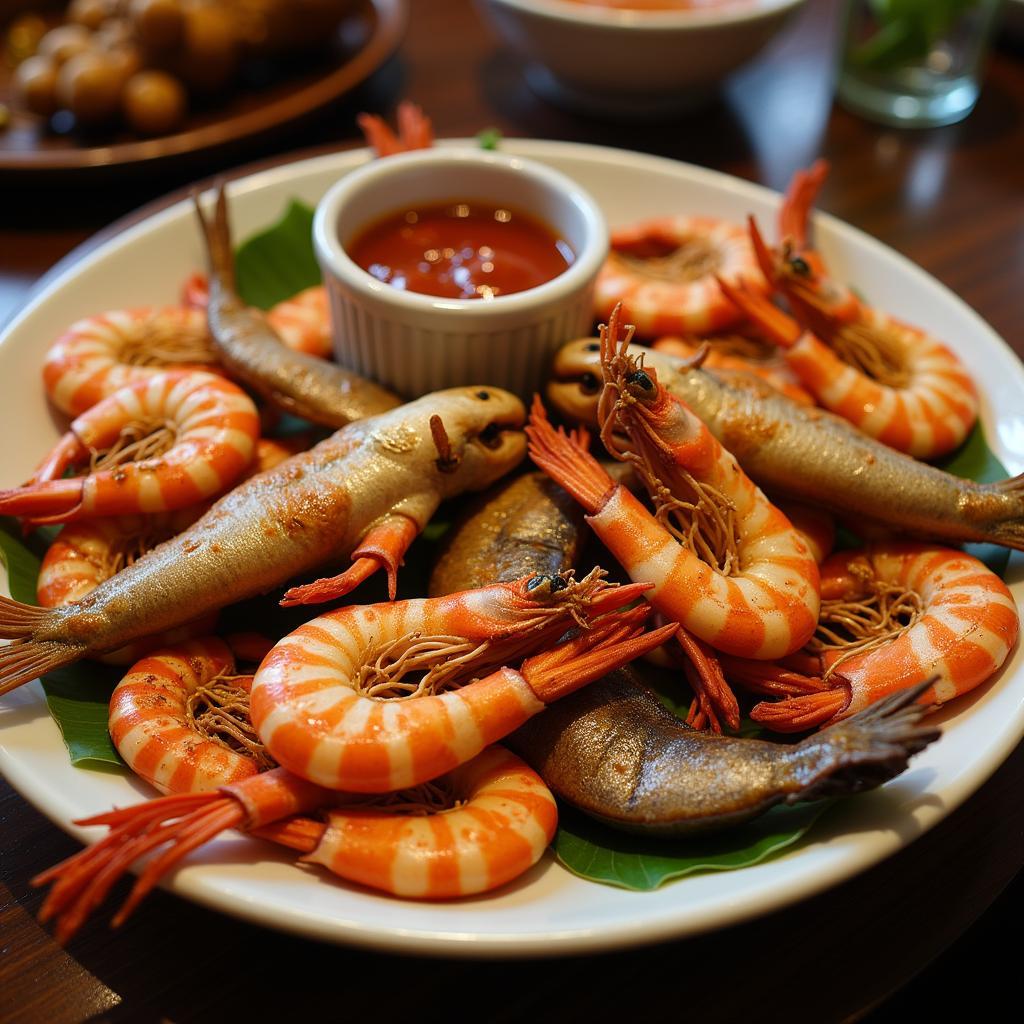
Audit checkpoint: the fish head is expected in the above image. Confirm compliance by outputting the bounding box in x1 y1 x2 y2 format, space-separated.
425 386 527 496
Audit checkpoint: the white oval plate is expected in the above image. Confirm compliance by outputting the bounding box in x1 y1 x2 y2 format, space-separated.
1 141 1023 957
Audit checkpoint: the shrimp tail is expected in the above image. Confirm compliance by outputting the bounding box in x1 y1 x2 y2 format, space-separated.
983 473 1024 550
0 600 83 695
526 396 613 514
0 479 84 523
192 183 237 297
279 514 419 606
786 679 941 802
523 608 679 703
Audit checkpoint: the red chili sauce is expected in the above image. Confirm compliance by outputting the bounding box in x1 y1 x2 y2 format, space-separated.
346 201 575 300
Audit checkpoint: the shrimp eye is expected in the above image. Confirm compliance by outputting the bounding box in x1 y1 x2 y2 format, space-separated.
549 574 569 592
586 342 600 352
626 370 655 392
478 422 503 449
580 372 601 395
476 390 491 400
788 255 811 277
526 574 553 591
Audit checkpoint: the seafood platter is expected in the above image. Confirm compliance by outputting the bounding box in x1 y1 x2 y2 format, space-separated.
1 110 1023 955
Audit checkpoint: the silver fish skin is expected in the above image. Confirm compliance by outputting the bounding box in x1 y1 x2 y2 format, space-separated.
195 184 401 429
0 388 526 694
507 668 939 836
549 339 1024 551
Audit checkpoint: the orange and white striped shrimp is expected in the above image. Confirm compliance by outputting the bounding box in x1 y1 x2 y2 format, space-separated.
651 334 815 406
750 543 1019 732
34 744 556 940
251 570 674 791
42 307 219 417
719 275 979 459
528 313 820 668
33 582 673 939
108 637 268 794
0 370 259 524
594 215 768 337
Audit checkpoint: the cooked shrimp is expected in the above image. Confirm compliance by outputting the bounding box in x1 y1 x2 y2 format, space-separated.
774 499 835 565
750 543 1019 731
719 276 979 459
109 637 269 794
528 313 820 667
594 215 768 337
265 286 332 359
357 100 434 157
770 160 860 323
42 307 218 417
283 745 557 899
0 370 259 524
34 593 672 939
252 570 673 791
651 334 815 406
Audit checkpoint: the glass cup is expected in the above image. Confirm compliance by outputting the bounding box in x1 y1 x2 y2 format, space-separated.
836 0 1004 128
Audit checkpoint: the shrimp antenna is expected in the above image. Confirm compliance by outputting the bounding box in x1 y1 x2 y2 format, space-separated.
430 415 461 472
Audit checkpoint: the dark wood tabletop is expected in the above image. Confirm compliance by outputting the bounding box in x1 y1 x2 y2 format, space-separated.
2 1 1023 1021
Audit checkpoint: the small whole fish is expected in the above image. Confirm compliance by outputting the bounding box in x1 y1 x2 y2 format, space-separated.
429 471 585 598
428 467 939 835
508 668 939 835
195 183 402 428
549 338 1024 552
0 388 527 695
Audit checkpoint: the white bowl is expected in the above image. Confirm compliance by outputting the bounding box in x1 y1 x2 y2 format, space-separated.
479 0 808 114
313 147 608 399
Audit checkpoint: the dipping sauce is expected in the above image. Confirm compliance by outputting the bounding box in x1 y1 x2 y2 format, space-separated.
347 201 575 301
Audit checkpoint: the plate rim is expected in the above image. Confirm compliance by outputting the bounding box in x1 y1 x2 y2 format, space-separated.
1 138 1023 957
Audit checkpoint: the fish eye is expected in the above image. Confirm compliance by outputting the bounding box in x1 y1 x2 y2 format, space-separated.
580 372 601 395
476 390 491 400
478 422 503 449
626 369 655 392
526 574 552 591
586 342 600 352
787 255 811 277
549 574 569 592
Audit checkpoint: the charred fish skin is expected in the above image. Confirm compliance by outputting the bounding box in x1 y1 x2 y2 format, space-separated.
549 339 1024 552
507 668 939 837
195 183 401 429
0 388 527 690
428 472 585 598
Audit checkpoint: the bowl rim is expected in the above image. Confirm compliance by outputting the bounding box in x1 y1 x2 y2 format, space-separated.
483 0 807 31
313 146 609 316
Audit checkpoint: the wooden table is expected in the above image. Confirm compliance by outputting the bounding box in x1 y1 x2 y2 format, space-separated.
2 1 1023 1020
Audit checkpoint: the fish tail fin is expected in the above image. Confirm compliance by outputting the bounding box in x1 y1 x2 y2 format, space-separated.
0 598 81 695
788 680 941 802
192 182 237 296
978 471 1024 551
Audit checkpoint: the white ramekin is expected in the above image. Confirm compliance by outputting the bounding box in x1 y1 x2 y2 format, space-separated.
312 147 608 399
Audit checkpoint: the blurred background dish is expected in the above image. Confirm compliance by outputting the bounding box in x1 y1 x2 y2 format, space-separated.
0 0 406 176
478 0 807 116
